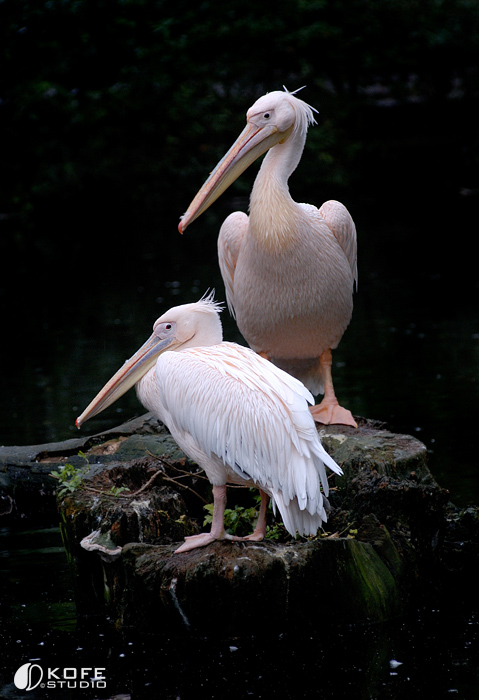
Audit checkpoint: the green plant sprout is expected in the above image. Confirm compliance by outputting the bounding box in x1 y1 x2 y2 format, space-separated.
203 502 259 537
50 454 132 498
49 451 90 497
203 492 290 541
107 485 130 497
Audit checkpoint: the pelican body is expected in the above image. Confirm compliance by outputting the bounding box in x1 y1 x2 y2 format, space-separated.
179 88 358 427
76 295 342 553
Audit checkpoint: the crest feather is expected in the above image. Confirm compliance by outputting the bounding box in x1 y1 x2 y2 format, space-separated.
283 85 318 134
196 289 225 315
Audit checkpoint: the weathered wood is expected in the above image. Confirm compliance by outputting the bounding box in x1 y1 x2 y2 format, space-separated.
0 414 177 519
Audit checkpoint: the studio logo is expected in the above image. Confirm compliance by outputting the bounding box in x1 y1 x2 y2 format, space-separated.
14 663 107 691
14 663 43 691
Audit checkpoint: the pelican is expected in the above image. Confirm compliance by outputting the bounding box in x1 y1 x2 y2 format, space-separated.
179 88 358 427
76 294 342 553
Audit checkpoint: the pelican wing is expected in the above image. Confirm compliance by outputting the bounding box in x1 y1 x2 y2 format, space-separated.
156 343 341 532
318 199 358 287
217 211 249 318
300 200 358 289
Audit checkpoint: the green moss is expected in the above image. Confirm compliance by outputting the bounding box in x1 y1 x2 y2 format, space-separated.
340 540 401 621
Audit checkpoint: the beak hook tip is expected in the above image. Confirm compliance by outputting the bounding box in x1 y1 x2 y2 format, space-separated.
178 216 187 234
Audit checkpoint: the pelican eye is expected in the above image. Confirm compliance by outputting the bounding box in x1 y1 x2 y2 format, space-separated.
154 321 176 339
263 112 271 119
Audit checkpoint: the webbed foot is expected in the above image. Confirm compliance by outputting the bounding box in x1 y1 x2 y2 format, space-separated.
310 400 357 428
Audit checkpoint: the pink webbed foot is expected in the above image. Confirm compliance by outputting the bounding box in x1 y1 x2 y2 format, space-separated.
227 530 265 543
174 529 265 554
309 400 357 428
174 532 218 553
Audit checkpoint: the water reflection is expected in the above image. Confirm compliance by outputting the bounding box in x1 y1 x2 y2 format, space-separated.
0 525 76 632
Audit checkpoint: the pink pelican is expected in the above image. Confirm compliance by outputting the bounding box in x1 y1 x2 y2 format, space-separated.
179 88 358 427
76 295 342 553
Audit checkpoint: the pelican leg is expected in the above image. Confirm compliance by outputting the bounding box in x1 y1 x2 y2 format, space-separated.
247 488 270 540
174 484 228 553
229 488 270 542
310 349 357 428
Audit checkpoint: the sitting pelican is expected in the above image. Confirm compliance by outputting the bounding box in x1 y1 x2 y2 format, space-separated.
179 88 358 427
76 295 342 553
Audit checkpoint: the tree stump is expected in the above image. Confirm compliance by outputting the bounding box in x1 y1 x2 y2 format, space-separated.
2 413 477 636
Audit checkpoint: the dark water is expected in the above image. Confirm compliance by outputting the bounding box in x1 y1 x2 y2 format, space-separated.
1 523 478 699
2 192 479 506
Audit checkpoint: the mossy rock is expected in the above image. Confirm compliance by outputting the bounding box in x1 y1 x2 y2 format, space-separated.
5 412 477 637
119 537 401 635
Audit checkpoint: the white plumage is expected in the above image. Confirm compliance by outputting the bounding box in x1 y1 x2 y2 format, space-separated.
76 295 342 553
179 88 358 428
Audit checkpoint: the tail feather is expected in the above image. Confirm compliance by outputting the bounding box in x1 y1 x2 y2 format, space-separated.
272 437 340 538
272 490 328 538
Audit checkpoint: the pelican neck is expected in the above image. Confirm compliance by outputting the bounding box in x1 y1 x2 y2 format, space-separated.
248 128 307 250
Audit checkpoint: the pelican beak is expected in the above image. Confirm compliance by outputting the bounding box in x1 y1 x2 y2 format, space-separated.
76 333 175 428
179 121 285 233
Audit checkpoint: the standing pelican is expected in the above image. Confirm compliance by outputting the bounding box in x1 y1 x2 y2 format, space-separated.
76 295 342 553
179 88 358 427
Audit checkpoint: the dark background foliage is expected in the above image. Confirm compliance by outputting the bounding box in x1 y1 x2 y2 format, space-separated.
1 0 478 453
2 0 478 264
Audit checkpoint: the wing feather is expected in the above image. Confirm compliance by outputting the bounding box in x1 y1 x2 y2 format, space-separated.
217 212 248 318
300 199 358 289
155 343 342 535
318 199 358 288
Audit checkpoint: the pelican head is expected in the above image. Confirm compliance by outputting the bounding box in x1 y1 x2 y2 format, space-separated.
76 294 223 428
178 88 317 233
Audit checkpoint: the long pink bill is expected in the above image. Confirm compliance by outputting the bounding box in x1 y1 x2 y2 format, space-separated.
178 121 282 233
75 334 174 428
